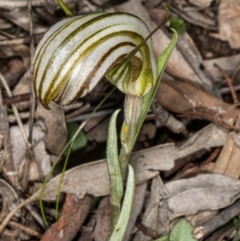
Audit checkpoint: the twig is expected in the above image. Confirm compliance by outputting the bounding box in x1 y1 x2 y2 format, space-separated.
0 33 44 47
3 93 30 105
23 201 45 229
0 73 30 148
19 0 36 190
9 221 42 239
0 87 21 190
193 199 240 239
8 112 30 123
28 0 35 144
32 7 58 24
168 5 217 30
214 63 238 104
0 194 38 234
0 0 78 10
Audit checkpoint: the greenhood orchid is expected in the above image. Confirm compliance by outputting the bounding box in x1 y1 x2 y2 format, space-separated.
32 13 157 108
33 10 177 236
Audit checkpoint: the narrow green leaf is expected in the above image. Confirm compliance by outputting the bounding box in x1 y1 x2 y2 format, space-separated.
57 0 73 17
109 164 135 241
106 109 123 228
169 219 197 241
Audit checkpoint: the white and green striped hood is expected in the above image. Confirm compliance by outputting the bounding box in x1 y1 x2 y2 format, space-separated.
32 12 157 108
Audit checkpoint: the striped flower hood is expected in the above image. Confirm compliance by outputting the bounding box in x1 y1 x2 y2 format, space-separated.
32 12 157 108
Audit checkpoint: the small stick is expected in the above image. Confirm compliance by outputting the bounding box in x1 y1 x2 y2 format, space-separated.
0 33 44 47
0 194 38 234
0 73 31 148
3 93 30 105
0 87 21 190
214 63 238 104
9 221 42 239
193 199 240 239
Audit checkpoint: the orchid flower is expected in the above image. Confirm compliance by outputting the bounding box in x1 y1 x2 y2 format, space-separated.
32 11 177 235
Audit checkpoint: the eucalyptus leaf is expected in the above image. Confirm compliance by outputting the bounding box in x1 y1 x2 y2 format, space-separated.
169 219 197 241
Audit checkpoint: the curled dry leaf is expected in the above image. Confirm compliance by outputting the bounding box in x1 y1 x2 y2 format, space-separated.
10 120 51 180
213 135 240 179
35 101 67 155
156 79 238 129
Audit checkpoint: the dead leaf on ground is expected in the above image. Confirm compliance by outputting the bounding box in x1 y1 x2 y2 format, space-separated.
219 0 240 48
166 174 240 220
156 79 238 129
35 101 67 155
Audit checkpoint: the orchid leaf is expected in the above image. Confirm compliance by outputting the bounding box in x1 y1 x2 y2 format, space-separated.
109 164 135 241
106 109 123 228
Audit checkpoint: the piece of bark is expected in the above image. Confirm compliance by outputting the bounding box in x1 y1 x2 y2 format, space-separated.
41 194 92 241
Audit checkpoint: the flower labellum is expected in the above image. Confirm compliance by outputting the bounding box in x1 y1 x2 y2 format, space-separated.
32 12 157 108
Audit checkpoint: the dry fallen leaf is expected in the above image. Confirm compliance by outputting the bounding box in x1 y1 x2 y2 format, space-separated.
219 0 240 48
189 0 214 8
0 179 19 221
25 124 225 201
134 176 163 241
156 79 238 129
10 120 51 180
166 174 240 220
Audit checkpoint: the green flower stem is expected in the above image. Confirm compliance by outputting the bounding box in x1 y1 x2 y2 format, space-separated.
119 29 178 178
